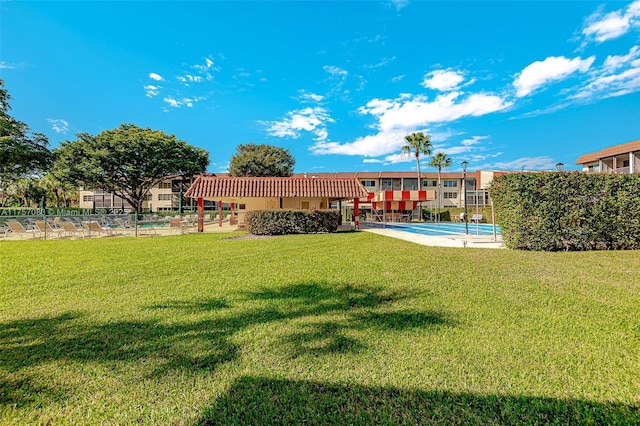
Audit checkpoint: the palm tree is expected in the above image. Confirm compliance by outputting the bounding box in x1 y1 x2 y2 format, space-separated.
402 132 432 221
428 152 453 221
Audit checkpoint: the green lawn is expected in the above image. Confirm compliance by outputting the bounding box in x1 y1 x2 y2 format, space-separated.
1 232 639 424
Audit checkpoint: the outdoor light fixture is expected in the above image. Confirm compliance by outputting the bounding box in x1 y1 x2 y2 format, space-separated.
556 162 564 171
461 160 469 235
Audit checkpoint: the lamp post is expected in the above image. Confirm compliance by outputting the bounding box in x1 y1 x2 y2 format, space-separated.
461 160 469 235
556 162 564 171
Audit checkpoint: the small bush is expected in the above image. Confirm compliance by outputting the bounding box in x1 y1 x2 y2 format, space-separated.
490 172 640 251
246 210 341 235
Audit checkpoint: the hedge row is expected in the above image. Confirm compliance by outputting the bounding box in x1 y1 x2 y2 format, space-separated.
246 210 341 235
490 172 640 251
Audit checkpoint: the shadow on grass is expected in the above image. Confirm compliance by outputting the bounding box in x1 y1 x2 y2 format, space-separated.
247 282 452 357
0 282 451 409
197 376 640 426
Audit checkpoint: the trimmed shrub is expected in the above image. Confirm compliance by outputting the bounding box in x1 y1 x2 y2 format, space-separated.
490 172 640 251
246 210 341 235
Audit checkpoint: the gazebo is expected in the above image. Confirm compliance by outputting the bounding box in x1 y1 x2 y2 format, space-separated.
184 176 370 231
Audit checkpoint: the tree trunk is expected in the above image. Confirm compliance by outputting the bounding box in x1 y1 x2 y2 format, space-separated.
416 153 422 222
437 166 441 223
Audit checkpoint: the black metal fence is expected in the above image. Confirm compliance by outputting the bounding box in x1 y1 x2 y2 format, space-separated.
0 208 204 240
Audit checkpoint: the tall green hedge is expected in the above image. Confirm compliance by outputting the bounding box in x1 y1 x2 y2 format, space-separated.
246 210 341 235
490 172 640 251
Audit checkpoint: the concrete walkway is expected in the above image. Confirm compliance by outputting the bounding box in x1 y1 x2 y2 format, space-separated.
361 227 505 249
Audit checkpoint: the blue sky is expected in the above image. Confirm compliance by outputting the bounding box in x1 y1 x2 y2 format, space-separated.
2 1 639 174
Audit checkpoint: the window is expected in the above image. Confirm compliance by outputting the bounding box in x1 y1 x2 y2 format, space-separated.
157 194 172 201
82 195 93 202
157 182 172 189
422 180 437 187
238 204 246 210
443 180 457 187
143 194 152 201
588 164 600 171
443 192 457 199
361 180 376 187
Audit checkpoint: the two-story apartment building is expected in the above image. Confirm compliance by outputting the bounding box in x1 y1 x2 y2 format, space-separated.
78 176 204 212
79 169 501 213
575 139 640 174
296 170 496 210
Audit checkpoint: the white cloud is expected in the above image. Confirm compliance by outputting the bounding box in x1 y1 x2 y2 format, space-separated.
382 153 413 164
603 45 640 71
573 45 640 100
391 75 405 83
164 97 180 108
574 66 640 99
477 156 558 171
47 118 69 134
436 136 487 155
163 96 203 109
312 129 409 157
364 56 396 70
513 55 595 97
177 74 204 84
263 107 334 141
388 0 409 11
0 61 16 69
144 85 161 97
363 159 384 164
312 92 510 158
324 65 348 76
149 72 164 81
360 91 512 132
422 69 465 91
298 92 324 103
582 1 640 43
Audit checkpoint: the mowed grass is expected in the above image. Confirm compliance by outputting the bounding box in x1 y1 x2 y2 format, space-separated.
1 232 639 425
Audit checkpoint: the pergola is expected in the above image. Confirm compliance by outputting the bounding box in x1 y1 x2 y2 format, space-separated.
184 176 370 231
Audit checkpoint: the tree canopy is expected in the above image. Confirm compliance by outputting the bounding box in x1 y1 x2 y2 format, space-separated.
0 79 52 182
228 144 295 177
53 123 209 212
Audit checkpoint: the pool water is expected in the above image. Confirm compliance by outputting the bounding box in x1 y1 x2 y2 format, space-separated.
366 222 501 237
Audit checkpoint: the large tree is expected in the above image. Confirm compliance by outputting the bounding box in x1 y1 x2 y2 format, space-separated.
229 143 295 177
428 151 453 221
0 79 52 183
53 123 209 212
402 132 432 221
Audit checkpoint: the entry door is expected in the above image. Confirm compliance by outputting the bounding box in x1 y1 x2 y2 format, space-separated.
301 201 310 210
266 198 278 210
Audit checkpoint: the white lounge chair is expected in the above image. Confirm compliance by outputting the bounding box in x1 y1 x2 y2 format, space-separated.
34 220 64 239
6 220 39 239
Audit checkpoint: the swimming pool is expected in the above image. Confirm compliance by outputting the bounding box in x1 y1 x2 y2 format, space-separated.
364 222 501 237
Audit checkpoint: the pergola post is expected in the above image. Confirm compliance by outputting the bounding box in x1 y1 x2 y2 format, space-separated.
197 197 204 233
218 200 223 227
354 197 360 230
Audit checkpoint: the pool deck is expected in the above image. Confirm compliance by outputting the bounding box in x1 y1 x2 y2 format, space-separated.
2 220 504 248
361 226 505 249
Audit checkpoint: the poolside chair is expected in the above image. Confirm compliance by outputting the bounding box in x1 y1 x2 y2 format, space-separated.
34 220 65 239
169 218 186 234
471 214 483 224
60 220 85 238
82 220 112 237
6 220 39 239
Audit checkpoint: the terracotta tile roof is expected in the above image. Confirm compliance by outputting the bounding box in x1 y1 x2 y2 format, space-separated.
184 176 370 199
575 139 640 164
